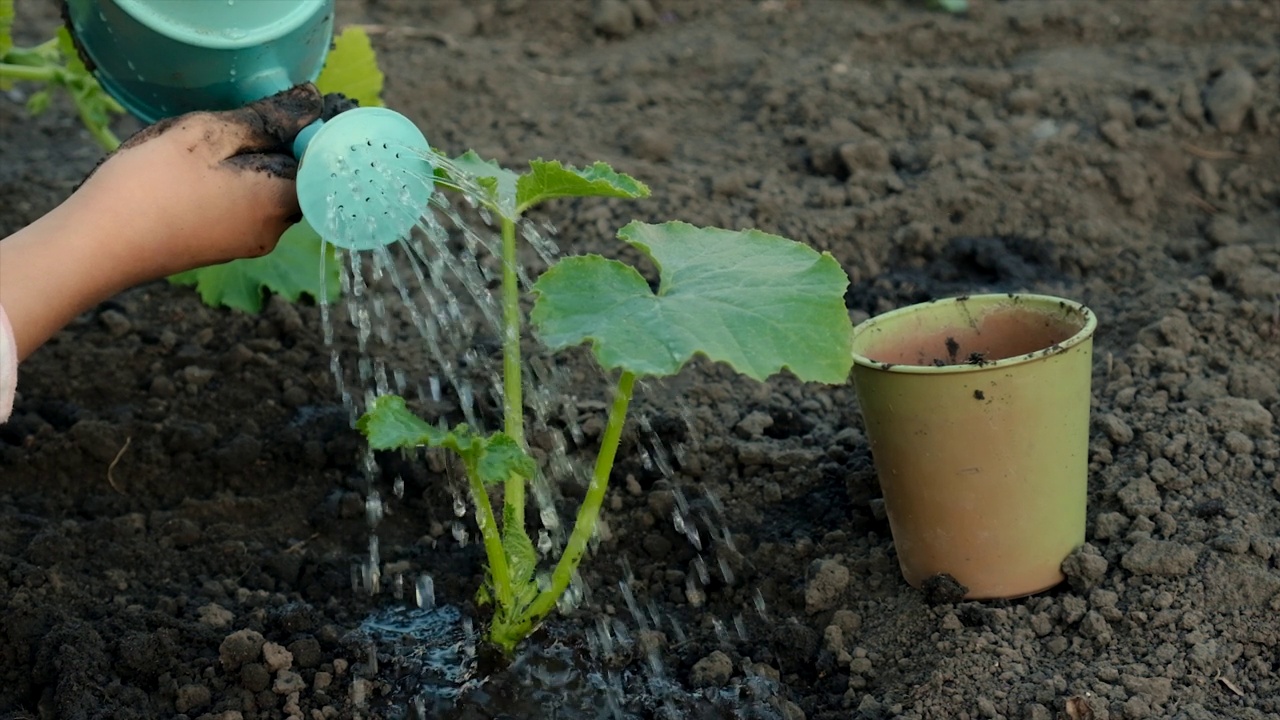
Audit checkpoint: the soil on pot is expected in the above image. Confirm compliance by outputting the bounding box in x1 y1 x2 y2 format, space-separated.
4 1 1280 719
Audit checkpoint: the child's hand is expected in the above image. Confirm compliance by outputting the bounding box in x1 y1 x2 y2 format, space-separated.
67 83 325 277
0 84 326 360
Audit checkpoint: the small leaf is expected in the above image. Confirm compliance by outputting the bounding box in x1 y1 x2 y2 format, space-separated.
442 150 520 220
316 26 384 106
168 220 340 313
502 523 538 592
926 0 968 12
475 434 537 487
531 221 854 384
357 395 450 449
357 396 536 487
25 90 50 115
516 160 650 214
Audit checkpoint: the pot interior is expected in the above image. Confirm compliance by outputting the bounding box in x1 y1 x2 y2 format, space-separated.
857 296 1089 368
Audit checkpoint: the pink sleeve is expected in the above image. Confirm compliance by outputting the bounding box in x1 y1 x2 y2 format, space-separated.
0 303 15 423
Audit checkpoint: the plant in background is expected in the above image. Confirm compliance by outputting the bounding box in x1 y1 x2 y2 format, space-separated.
0 2 380 312
0 1 123 150
358 155 855 652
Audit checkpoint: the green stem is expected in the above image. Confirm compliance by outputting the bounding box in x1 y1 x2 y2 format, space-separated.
74 96 121 152
500 215 526 542
500 215 524 445
0 62 58 82
467 464 514 610
522 370 636 624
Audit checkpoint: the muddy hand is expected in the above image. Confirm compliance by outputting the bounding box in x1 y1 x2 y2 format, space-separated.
72 84 325 278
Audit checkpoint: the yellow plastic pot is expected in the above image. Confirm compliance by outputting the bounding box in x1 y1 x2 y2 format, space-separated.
850 293 1097 599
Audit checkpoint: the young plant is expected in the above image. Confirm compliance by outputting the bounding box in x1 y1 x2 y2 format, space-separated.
357 155 854 653
0 3 124 151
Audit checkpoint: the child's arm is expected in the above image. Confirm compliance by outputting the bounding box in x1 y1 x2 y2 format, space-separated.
0 84 324 361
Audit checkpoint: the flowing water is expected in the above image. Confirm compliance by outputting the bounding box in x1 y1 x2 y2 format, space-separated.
316 142 781 717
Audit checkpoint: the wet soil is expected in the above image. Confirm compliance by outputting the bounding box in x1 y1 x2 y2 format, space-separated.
4 1 1280 718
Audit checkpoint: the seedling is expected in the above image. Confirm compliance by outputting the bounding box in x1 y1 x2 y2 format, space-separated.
358 155 854 652
0 4 123 152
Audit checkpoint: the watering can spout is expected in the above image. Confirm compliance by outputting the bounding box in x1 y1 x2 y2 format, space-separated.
65 0 436 251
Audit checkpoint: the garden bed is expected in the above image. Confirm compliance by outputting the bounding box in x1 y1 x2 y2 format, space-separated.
3 1 1280 718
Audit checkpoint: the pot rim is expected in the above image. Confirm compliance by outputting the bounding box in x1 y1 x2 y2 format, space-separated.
850 292 1097 375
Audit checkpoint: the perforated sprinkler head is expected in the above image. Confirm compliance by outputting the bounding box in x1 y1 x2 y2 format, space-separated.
294 107 436 251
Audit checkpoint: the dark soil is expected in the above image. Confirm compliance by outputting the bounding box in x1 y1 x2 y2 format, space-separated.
5 1 1280 719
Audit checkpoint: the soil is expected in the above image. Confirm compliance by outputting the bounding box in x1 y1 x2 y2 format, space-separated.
4 1 1280 719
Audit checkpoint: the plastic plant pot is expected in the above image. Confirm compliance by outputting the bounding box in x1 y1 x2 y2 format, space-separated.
849 293 1097 600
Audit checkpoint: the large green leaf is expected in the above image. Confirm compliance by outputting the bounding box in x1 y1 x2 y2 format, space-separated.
516 160 649 215
169 221 340 313
315 26 384 107
357 396 536 487
530 221 854 384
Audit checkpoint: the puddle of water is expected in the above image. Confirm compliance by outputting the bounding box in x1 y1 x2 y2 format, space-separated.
356 603 787 720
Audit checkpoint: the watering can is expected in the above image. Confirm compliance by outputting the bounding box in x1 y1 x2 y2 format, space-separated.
63 0 434 251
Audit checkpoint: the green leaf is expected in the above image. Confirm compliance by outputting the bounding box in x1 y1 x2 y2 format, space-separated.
476 434 538 487
357 396 536 487
515 160 649 214
926 0 968 13
316 26 384 107
357 394 450 448
441 150 520 220
502 523 538 592
531 221 854 384
0 0 14 58
25 90 50 115
168 220 340 313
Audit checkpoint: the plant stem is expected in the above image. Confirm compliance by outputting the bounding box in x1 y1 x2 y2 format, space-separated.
0 62 58 82
523 370 636 623
500 215 526 538
500 216 524 445
467 464 514 610
75 99 121 152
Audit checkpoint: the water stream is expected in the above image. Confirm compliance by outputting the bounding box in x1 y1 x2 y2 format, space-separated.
315 144 783 716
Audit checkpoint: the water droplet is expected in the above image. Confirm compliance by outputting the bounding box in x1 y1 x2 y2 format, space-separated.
540 505 561 530
415 574 435 610
684 576 705 607
365 490 384 527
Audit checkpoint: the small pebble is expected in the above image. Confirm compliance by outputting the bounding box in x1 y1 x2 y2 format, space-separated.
690 650 734 688
220 629 266 671
263 642 294 673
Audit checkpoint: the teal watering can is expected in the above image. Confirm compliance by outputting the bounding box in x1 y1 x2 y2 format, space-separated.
64 0 434 251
